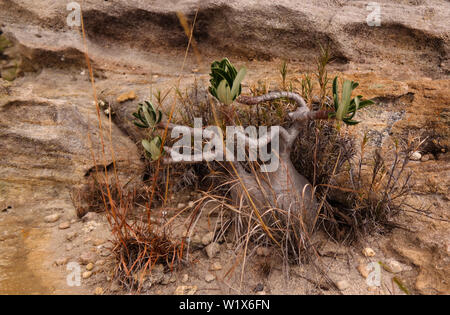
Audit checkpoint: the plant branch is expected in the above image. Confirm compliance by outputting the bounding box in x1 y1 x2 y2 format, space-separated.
237 91 308 108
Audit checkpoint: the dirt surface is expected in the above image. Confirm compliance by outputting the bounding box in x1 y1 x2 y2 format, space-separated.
0 0 449 295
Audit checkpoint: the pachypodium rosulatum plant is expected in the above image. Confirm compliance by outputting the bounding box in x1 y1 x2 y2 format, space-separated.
132 59 375 236
133 101 163 161
209 58 247 105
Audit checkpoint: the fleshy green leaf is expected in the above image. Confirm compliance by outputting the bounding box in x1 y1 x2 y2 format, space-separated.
142 137 162 161
230 67 246 99
336 80 352 121
332 76 339 111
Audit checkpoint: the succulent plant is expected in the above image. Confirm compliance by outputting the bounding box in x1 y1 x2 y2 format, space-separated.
209 58 246 105
132 100 162 130
141 136 163 161
133 101 163 160
330 76 374 125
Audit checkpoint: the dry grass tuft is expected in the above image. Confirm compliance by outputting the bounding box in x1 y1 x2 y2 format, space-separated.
112 221 181 291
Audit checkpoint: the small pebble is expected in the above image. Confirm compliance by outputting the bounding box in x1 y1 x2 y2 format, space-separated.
82 271 92 279
410 151 421 161
188 201 195 208
182 274 189 283
59 222 70 230
357 263 369 278
421 154 430 162
44 214 60 223
66 232 77 241
253 283 264 292
177 203 186 209
210 262 222 271
79 252 96 265
384 259 403 273
205 273 215 283
362 247 375 257
116 90 136 103
205 242 220 259
202 232 215 246
336 280 350 291
94 287 104 295
86 263 94 271
95 259 105 266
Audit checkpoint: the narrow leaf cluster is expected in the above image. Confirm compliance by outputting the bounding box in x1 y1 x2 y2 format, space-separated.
330 76 374 125
209 58 246 105
133 101 163 161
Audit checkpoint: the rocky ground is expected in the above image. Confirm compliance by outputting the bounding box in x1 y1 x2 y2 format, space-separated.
0 0 449 295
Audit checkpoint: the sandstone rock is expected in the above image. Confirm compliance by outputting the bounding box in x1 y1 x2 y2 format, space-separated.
79 252 96 265
201 231 215 246
421 154 430 162
357 264 369 279
1 0 447 78
205 273 215 283
362 248 376 257
58 222 70 230
336 280 350 291
116 90 136 103
86 263 94 271
210 262 222 271
44 214 60 223
65 232 77 241
94 287 104 295
384 259 404 274
410 151 422 161
0 86 143 212
205 242 220 259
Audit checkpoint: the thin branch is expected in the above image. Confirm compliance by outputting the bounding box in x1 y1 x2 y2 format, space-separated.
237 91 308 108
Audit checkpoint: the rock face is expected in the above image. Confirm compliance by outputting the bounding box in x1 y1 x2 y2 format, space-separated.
0 77 143 209
0 0 448 79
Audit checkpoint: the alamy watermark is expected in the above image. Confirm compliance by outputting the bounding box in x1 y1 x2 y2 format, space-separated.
366 2 381 27
67 2 81 27
366 262 382 287
66 261 81 287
